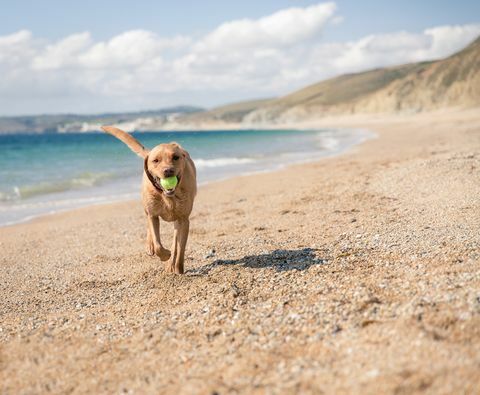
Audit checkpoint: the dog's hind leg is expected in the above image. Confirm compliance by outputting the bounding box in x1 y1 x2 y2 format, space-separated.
146 215 171 261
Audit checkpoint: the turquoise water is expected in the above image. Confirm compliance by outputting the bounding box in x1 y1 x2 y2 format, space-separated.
0 128 371 226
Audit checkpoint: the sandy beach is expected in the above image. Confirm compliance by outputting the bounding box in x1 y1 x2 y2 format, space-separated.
1 109 479 394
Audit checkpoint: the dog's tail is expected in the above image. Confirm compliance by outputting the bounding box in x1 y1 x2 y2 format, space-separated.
101 126 149 158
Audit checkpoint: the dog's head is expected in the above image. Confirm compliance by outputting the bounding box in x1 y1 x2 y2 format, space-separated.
145 142 187 197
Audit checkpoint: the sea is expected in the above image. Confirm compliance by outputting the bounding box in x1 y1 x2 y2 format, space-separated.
0 128 372 226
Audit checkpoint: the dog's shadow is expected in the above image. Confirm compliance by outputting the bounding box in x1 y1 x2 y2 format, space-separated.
187 248 326 276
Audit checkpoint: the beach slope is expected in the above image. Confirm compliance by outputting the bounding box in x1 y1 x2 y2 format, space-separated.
1 109 479 394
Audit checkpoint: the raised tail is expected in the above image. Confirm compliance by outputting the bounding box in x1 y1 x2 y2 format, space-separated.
101 126 149 158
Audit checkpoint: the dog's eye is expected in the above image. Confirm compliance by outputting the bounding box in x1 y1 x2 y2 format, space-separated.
173 155 179 161
153 159 159 163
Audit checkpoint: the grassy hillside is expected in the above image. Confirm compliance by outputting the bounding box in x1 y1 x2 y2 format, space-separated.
358 35 480 113
272 63 430 108
242 36 480 123
185 36 480 125
182 98 273 124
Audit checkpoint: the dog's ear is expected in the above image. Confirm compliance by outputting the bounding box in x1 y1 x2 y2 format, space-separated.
171 142 187 158
102 126 150 158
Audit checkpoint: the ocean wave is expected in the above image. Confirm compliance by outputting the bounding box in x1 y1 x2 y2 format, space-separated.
317 135 340 151
0 172 114 201
194 157 255 169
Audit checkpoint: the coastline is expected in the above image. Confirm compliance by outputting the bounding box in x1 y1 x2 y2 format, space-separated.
1 109 479 394
0 127 373 228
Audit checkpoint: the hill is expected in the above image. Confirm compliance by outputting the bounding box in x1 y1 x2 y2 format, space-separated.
183 98 273 124
184 36 480 125
2 36 479 132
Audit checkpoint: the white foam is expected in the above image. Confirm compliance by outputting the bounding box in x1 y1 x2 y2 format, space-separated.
194 157 256 169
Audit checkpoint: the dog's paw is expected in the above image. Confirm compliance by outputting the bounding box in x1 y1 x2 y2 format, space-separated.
164 260 176 273
156 247 171 261
146 241 155 256
164 259 184 274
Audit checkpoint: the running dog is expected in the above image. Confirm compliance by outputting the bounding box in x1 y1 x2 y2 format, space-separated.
102 126 197 274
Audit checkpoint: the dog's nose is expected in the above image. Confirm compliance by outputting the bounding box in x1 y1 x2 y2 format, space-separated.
163 168 175 178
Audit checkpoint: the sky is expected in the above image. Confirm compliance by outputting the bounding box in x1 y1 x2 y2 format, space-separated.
1 0 479 116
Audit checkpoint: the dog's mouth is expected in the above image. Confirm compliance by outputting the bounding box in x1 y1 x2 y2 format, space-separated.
154 174 181 197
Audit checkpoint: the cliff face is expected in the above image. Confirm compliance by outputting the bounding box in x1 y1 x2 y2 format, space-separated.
350 35 480 113
243 36 480 123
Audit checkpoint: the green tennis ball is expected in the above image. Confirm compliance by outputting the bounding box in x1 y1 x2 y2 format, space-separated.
160 176 178 190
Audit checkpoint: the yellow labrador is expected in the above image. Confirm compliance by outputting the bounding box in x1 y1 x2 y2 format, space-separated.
102 126 197 274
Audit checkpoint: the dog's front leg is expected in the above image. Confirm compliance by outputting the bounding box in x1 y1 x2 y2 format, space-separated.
166 219 189 274
146 215 171 261
175 219 189 274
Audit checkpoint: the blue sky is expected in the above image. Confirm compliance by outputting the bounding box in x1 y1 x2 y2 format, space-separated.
3 0 479 41
1 1 479 115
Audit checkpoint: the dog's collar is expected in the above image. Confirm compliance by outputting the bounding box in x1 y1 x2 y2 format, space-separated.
144 157 163 193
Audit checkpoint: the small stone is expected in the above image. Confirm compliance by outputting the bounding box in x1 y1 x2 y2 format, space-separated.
231 284 241 297
332 324 342 334
205 249 216 259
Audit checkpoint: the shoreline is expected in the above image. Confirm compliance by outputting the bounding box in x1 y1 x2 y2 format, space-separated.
1 109 479 394
0 127 374 228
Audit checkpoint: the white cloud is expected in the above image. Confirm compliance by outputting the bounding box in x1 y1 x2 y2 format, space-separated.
0 2 478 115
196 2 336 51
80 30 162 69
329 24 480 75
0 30 36 65
33 32 92 70
424 24 480 57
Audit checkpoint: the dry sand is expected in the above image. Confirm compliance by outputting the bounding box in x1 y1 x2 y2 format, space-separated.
1 109 479 394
